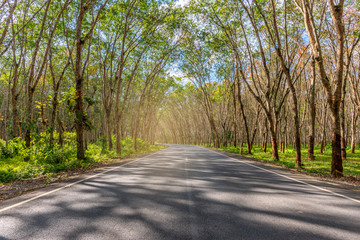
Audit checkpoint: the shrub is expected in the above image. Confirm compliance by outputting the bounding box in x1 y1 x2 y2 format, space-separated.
0 168 20 183
135 138 150 152
0 133 159 183
0 138 23 159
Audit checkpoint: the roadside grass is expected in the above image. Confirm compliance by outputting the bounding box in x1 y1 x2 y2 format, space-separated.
0 133 164 184
213 144 360 177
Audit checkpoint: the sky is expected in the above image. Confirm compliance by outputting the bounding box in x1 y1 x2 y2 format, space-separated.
175 0 190 7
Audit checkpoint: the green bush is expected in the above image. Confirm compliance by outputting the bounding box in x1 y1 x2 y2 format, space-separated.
0 168 20 182
0 138 23 159
121 137 136 156
0 143 13 158
136 138 150 152
20 164 44 179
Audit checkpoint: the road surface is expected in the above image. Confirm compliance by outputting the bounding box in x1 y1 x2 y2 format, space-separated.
0 145 359 239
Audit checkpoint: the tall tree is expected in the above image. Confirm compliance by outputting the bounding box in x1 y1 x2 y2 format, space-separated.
296 0 346 176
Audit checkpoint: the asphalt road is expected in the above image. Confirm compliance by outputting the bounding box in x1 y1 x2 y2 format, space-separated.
0 145 360 240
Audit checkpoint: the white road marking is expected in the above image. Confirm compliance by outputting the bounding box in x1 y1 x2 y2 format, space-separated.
207 148 360 204
0 150 163 213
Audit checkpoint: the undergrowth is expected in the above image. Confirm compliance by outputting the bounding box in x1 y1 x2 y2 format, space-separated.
0 132 163 183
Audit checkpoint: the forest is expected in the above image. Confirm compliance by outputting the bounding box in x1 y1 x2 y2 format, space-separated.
0 0 359 183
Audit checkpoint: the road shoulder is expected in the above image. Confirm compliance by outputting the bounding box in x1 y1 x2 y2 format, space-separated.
207 147 360 202
0 148 166 203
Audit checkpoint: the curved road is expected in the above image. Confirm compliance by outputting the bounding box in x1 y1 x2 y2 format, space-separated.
0 145 359 239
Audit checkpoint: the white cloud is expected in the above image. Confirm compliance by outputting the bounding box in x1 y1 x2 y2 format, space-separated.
167 67 192 84
175 0 190 7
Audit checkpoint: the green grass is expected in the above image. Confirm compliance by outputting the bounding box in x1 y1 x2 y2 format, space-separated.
213 144 360 177
0 133 164 184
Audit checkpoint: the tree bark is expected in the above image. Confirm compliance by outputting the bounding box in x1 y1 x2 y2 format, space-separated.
308 58 316 160
236 71 252 154
340 74 347 159
73 0 108 159
269 125 279 161
350 106 357 153
25 87 35 148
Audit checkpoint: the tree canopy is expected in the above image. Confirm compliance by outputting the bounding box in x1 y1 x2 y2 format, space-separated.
0 0 360 180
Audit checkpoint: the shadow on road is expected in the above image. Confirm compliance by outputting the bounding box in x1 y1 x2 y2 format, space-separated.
0 145 359 239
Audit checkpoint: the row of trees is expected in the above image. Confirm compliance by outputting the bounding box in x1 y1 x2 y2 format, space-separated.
1 0 359 178
0 0 182 159
157 0 360 177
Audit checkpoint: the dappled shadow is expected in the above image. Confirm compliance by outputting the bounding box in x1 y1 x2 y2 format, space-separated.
0 145 359 239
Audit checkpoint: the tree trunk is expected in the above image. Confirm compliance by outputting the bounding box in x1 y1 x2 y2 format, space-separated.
269 122 279 161
320 139 326 155
263 120 268 153
4 85 9 145
75 76 85 159
105 109 113 151
271 136 279 161
292 94 302 167
11 90 18 139
299 0 345 177
57 115 64 147
232 83 237 148
236 74 252 154
331 117 343 176
25 87 35 148
209 118 220 148
308 58 316 160
320 105 327 154
340 76 347 159
49 90 58 148
115 103 122 155
351 107 357 153
73 0 108 159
